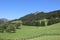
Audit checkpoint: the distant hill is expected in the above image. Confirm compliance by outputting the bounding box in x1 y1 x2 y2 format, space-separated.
0 18 9 23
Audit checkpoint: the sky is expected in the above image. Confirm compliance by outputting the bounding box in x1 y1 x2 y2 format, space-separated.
0 0 60 20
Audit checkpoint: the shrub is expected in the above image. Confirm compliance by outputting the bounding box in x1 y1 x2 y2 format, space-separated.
6 24 16 33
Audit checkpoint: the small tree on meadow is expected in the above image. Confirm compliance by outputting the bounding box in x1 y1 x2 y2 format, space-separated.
6 24 16 33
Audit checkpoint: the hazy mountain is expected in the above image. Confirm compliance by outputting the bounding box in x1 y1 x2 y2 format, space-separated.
0 18 9 23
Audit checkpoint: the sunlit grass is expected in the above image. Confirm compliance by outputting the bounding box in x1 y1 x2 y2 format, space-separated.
29 36 60 40
0 23 60 40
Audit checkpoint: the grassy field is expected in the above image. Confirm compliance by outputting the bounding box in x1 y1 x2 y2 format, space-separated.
0 23 60 40
29 36 60 40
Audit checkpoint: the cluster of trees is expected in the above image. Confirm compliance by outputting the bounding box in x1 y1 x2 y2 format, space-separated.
0 22 21 33
22 18 60 26
22 20 45 26
47 18 60 25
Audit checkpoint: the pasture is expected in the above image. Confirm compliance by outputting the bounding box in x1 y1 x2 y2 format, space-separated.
29 36 60 40
0 23 60 40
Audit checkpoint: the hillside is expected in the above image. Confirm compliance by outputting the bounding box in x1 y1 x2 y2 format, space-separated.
29 36 60 40
9 10 60 23
19 10 60 21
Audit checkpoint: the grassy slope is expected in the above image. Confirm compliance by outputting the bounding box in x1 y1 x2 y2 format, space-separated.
0 23 60 39
29 36 60 40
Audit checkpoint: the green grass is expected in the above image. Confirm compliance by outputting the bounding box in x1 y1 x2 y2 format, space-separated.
0 23 60 40
29 36 60 40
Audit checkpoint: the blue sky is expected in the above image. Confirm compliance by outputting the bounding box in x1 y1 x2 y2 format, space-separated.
0 0 60 20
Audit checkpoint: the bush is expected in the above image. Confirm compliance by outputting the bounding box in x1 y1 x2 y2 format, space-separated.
6 24 16 33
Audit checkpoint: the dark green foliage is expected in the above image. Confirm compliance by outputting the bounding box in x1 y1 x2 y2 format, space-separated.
15 23 20 29
41 21 45 26
23 21 32 26
51 19 56 24
35 22 41 26
31 21 37 26
0 23 7 33
0 27 4 33
3 23 8 30
47 20 53 25
23 20 41 26
47 18 60 26
23 21 29 25
56 19 60 23
50 18 60 24
47 19 56 26
0 22 21 33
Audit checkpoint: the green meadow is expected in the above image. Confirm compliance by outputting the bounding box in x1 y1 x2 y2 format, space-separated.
0 23 60 40
29 36 60 40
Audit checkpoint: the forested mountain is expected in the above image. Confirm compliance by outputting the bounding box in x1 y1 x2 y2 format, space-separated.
8 10 58 26
18 10 60 21
9 10 60 24
19 12 46 21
